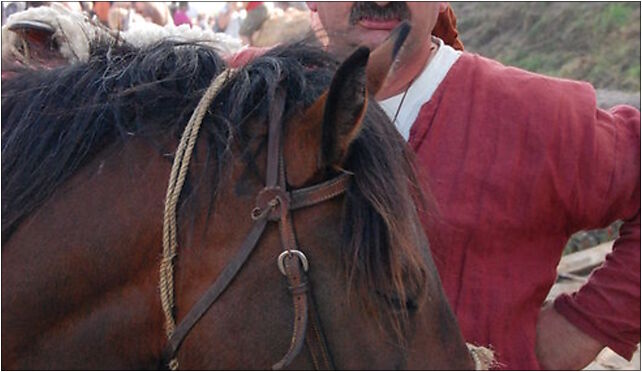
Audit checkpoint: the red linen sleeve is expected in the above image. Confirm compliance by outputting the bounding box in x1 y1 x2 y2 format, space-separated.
554 104 641 359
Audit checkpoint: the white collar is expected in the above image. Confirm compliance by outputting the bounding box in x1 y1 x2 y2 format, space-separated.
379 37 462 140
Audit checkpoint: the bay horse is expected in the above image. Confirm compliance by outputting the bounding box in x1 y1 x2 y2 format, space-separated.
2 23 474 369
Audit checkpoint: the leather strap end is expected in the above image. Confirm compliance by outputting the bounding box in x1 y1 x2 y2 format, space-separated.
272 254 310 370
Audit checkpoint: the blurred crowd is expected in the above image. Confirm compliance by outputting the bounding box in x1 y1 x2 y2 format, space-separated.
1 1 311 47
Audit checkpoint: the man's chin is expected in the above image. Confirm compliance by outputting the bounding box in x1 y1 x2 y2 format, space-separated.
328 29 393 58
354 28 393 50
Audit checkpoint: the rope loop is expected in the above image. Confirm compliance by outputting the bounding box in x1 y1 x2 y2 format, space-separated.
160 68 236 370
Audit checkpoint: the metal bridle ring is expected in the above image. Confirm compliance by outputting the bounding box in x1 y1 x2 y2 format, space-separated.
277 250 309 276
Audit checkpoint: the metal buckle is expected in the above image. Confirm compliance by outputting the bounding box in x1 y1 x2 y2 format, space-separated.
277 250 309 275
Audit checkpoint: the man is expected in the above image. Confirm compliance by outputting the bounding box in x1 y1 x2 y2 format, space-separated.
307 2 640 370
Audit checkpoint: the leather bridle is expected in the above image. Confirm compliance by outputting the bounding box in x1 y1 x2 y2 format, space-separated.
162 86 348 370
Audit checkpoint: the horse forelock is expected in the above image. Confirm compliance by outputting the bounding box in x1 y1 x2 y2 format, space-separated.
341 103 430 343
1 39 429 341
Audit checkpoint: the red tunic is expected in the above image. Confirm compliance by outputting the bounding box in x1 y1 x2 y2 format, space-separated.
410 53 640 369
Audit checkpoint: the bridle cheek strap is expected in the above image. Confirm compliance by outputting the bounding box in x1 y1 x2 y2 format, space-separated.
273 235 335 371
272 150 337 370
161 216 269 365
272 252 309 370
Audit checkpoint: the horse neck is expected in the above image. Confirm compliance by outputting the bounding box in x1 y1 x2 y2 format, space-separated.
2 138 170 369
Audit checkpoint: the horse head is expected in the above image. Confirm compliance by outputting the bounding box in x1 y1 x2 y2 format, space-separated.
1 22 473 369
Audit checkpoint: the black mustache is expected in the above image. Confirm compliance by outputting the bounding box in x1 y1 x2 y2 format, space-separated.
349 2 411 25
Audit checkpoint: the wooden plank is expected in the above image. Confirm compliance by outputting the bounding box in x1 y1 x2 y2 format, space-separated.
557 241 614 275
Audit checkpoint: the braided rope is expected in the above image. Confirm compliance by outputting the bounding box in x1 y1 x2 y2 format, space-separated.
160 69 235 370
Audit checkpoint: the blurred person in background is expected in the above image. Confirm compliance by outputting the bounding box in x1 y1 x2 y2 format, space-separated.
2 2 26 25
273 2 308 12
172 1 192 27
133 2 173 26
196 12 207 30
93 1 110 25
239 1 267 45
215 2 242 39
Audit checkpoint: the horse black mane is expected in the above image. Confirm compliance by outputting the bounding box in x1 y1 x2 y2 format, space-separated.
2 40 336 240
2 39 428 338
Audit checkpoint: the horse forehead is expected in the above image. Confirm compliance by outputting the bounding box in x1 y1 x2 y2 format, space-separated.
279 99 324 187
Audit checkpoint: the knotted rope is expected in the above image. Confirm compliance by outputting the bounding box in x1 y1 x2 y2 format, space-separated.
160 68 236 370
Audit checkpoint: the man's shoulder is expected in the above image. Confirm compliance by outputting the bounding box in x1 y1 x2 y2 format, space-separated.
447 52 597 114
457 52 594 95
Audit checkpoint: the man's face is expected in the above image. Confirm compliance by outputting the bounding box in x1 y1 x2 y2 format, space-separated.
309 2 445 58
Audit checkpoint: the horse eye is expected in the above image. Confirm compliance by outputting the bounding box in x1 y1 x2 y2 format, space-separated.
376 291 418 313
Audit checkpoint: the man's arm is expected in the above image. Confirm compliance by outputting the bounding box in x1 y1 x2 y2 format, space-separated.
536 302 604 369
538 104 641 369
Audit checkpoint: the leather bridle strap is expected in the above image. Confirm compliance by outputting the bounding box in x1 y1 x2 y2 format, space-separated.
160 174 348 366
161 216 268 365
306 290 335 370
162 87 344 369
290 173 351 210
271 233 310 370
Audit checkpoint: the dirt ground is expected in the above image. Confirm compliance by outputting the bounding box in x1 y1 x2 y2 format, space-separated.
548 241 640 370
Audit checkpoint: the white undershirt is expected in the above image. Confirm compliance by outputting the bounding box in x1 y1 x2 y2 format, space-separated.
379 37 462 140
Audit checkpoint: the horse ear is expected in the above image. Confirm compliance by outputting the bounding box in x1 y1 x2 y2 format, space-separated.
321 22 411 167
321 46 370 167
366 21 411 94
